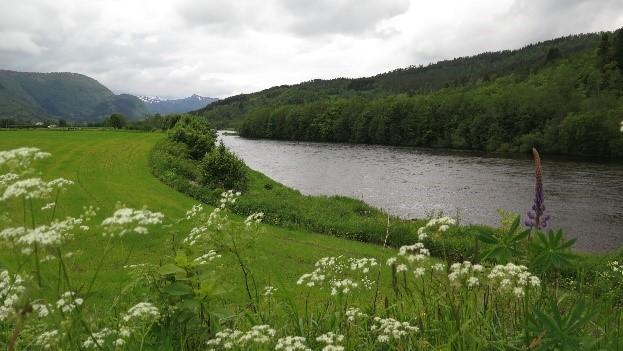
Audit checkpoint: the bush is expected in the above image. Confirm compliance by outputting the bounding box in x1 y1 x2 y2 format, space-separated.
168 115 217 160
200 142 248 191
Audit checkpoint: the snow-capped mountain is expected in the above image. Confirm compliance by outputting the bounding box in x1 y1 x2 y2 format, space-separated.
135 94 218 114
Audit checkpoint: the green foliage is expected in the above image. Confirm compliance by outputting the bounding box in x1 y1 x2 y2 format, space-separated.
479 216 529 263
237 49 623 158
196 33 601 130
200 142 248 191
529 230 578 273
0 70 148 122
126 113 182 131
104 113 127 129
528 299 597 350
168 115 217 160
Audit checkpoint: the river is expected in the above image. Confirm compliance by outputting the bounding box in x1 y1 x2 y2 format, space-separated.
221 134 623 252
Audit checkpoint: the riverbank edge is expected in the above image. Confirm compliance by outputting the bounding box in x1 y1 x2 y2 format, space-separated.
148 136 623 281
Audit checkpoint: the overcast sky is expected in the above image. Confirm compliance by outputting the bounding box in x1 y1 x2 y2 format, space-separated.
1 0 622 99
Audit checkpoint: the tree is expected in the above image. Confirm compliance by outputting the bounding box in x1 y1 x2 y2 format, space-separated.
597 33 610 65
58 119 67 127
546 47 561 63
613 28 623 70
106 113 127 129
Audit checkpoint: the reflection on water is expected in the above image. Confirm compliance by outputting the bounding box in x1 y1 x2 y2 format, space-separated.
221 134 623 252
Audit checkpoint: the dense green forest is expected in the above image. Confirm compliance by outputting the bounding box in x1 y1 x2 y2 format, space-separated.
199 30 623 158
196 33 601 128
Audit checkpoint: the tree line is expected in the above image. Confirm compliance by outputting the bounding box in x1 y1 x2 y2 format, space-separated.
239 32 623 158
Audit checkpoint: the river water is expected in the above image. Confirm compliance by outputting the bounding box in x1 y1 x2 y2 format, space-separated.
221 135 623 252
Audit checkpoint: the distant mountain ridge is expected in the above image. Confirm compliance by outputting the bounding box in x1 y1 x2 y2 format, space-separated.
0 70 148 122
137 94 217 114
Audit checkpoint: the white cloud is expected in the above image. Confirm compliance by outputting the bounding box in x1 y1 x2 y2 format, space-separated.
0 0 622 98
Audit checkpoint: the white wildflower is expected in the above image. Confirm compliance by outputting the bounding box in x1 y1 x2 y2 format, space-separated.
207 325 276 350
0 270 26 322
316 332 344 351
275 336 311 351
244 212 264 227
371 317 419 343
1 177 52 201
194 250 222 265
122 302 160 323
35 330 60 350
41 202 55 210
345 307 367 323
263 285 277 297
185 203 204 220
56 291 83 313
0 147 50 170
102 207 164 237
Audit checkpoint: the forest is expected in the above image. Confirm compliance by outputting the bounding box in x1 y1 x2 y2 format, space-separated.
236 31 623 158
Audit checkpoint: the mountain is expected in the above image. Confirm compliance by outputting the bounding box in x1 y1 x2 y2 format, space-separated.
195 33 602 128
137 94 218 115
0 70 148 122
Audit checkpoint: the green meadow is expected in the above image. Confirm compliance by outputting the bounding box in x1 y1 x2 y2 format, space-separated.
0 130 395 305
1 129 622 350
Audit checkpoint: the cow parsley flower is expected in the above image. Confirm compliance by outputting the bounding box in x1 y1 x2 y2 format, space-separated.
82 328 116 349
297 256 373 295
244 212 264 227
41 202 55 210
0 173 19 187
17 216 83 248
263 285 277 297
0 147 50 171
345 306 367 323
56 291 83 313
417 216 456 240
35 330 61 350
122 302 160 323
448 261 485 288
371 317 419 343
1 177 52 201
102 207 164 237
193 250 222 265
316 332 344 351
0 270 26 322
488 263 540 298
185 204 204 220
207 325 276 350
275 336 311 351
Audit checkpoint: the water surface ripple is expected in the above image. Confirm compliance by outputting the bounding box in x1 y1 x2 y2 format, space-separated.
221 135 623 252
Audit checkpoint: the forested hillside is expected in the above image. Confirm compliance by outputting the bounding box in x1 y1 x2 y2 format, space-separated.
196 33 601 129
0 70 148 122
212 30 623 158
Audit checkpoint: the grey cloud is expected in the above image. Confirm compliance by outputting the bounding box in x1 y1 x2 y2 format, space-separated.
279 0 410 36
0 0 622 98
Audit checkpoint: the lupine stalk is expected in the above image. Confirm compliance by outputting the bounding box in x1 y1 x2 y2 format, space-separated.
525 148 550 230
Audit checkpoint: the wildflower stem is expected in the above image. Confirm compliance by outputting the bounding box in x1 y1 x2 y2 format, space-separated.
50 188 60 222
85 237 114 297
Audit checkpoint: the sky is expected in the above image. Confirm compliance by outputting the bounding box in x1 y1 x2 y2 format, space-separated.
1 0 622 99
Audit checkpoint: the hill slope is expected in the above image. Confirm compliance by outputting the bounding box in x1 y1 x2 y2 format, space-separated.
195 33 602 128
138 94 218 114
0 70 148 122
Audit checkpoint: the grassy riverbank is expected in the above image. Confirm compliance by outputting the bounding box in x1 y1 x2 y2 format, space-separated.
2 129 623 350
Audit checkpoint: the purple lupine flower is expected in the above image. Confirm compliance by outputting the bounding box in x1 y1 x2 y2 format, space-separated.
525 148 550 230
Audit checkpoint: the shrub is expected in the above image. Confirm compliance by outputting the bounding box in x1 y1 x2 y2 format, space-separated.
200 142 248 191
168 115 217 160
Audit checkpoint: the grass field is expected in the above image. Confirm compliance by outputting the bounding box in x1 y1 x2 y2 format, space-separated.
0 130 395 305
